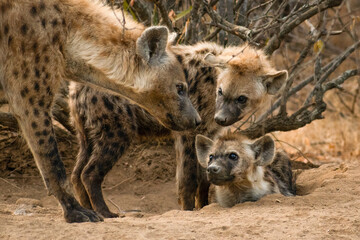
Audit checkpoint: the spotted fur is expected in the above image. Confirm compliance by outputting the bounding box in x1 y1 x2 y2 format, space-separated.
0 0 199 223
69 42 288 216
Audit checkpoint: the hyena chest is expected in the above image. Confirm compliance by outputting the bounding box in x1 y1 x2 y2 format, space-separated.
247 177 279 201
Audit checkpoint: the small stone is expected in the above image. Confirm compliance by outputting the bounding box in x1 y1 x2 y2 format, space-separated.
15 198 43 207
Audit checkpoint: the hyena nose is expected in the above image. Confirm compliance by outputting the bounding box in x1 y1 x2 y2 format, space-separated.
214 116 227 125
207 165 220 174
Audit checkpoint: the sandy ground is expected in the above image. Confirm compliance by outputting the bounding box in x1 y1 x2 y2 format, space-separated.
1 137 360 240
1 89 360 239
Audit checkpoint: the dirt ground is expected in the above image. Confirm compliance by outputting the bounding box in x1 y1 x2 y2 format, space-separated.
1 109 360 239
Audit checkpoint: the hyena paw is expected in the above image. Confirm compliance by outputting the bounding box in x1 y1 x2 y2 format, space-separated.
98 209 119 218
64 205 104 223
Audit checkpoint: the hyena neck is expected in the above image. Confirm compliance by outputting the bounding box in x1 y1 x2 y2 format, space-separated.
65 0 146 88
246 166 275 200
215 186 239 207
216 167 275 207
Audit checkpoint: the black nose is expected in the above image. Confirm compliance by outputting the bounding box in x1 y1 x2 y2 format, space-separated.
207 165 220 174
214 116 227 125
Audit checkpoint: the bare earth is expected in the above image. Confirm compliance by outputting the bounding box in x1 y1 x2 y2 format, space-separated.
0 135 360 240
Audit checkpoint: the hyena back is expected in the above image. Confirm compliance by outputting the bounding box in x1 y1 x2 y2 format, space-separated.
69 42 288 216
195 132 296 207
0 0 199 223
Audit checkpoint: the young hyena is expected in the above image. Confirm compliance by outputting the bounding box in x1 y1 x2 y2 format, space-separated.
195 132 296 207
0 0 200 222
69 42 288 216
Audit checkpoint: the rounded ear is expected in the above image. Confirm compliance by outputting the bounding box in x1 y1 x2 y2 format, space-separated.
195 134 214 168
262 70 288 95
203 53 228 68
251 135 275 166
136 26 169 66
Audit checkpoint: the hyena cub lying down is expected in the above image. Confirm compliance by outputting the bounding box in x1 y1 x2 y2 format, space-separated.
195 132 296 207
69 43 288 217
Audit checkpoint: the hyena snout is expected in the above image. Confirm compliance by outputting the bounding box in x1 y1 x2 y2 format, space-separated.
174 98 201 130
207 164 220 174
187 105 202 127
214 107 241 126
206 163 233 185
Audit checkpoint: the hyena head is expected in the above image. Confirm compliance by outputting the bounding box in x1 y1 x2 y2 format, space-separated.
204 45 288 126
195 132 275 186
135 26 201 131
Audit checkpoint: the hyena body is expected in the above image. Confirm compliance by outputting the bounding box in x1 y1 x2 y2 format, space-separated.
69 42 288 216
195 132 296 208
0 0 199 222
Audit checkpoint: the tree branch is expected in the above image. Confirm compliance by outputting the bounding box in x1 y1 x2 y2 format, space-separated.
323 69 359 91
259 39 360 122
154 0 174 31
264 0 343 55
239 101 327 139
203 0 252 41
185 0 202 44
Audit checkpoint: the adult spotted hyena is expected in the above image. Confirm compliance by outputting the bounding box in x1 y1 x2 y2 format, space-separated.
0 0 199 222
195 132 296 207
69 43 288 217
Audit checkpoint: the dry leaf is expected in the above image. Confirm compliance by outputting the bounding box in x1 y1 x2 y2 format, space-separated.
168 9 176 22
314 40 324 53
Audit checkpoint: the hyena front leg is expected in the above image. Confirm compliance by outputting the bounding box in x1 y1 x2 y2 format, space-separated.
2 84 101 223
81 124 131 218
195 164 210 209
174 134 198 210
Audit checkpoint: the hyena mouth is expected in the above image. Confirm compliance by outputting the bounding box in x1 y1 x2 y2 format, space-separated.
208 176 235 185
237 110 245 121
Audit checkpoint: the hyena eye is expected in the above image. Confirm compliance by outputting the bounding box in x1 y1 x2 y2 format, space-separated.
176 84 185 96
228 153 238 161
218 88 223 96
209 154 214 163
237 95 248 104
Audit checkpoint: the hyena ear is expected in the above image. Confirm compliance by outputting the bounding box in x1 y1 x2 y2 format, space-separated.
195 134 214 168
136 26 169 66
262 70 288 95
203 53 227 68
251 135 275 166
